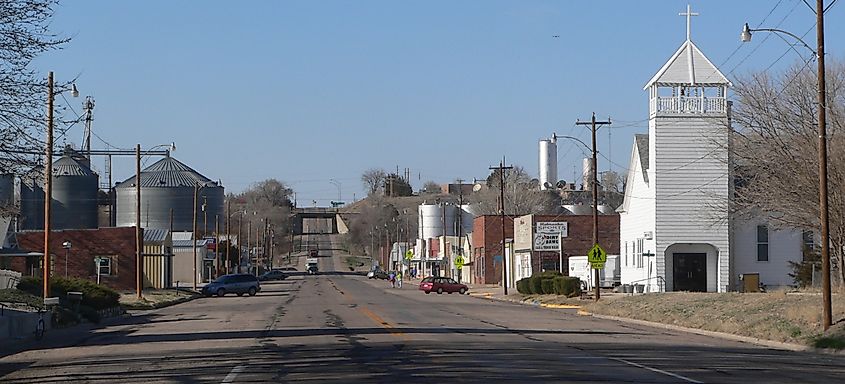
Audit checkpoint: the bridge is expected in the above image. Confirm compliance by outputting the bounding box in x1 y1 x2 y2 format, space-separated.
292 207 343 235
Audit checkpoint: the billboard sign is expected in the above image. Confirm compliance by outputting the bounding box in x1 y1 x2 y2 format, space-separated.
536 221 568 236
533 233 561 251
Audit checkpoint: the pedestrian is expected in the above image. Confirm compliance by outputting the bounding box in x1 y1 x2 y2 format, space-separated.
397 270 403 288
388 271 396 288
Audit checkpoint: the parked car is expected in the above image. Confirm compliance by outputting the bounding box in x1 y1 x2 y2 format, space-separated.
278 267 297 272
367 270 388 280
202 274 261 297
258 270 288 281
418 277 468 295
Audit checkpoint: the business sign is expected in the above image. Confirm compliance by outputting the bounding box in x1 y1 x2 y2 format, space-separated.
533 233 561 251
536 222 568 237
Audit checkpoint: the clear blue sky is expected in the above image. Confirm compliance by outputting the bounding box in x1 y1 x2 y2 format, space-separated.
36 0 844 205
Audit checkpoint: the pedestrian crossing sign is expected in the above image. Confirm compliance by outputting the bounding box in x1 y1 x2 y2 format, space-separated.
588 243 607 269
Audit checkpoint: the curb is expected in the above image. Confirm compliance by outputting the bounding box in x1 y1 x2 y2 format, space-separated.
121 292 201 312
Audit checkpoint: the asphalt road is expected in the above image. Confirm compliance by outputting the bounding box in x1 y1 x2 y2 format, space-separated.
1 239 843 383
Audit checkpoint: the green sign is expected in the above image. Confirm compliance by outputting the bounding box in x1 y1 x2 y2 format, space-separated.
588 243 607 269
405 250 414 260
455 255 465 270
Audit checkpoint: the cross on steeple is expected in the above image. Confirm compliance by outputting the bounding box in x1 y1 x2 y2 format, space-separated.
679 4 699 41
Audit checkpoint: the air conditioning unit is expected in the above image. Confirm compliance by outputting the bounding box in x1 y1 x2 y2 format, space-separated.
643 231 653 240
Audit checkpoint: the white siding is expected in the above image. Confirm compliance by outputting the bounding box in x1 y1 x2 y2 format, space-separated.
733 219 802 289
652 114 731 292
619 142 658 290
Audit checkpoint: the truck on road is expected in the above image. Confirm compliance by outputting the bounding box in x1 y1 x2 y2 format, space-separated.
306 258 319 274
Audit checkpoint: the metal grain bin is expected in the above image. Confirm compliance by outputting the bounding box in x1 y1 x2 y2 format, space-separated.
115 156 224 232
52 156 99 229
0 173 13 211
20 178 44 230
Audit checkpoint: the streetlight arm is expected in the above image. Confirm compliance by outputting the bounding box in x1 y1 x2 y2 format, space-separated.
556 135 593 152
741 23 817 56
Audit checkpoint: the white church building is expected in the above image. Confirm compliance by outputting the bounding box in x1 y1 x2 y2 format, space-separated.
618 8 804 293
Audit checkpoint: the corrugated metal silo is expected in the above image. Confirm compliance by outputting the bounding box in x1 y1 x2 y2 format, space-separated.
52 155 99 229
418 203 444 240
20 177 44 230
115 156 224 232
539 135 557 190
460 204 475 235
0 174 13 210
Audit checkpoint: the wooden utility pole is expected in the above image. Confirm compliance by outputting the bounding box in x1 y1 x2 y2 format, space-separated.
215 214 220 278
816 0 831 331
43 72 54 299
192 183 199 290
490 159 513 295
226 200 231 274
135 144 142 299
456 178 464 284
577 113 611 301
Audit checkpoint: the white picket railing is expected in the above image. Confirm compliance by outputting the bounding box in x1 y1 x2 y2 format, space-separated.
651 96 726 114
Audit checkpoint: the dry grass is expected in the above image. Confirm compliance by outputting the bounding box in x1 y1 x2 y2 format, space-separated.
119 289 199 310
510 289 845 347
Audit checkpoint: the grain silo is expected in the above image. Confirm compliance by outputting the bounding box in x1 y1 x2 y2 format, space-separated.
115 156 223 232
19 174 44 230
539 134 558 190
51 155 99 229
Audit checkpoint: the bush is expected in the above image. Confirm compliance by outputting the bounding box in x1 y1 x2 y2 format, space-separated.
516 278 530 294
78 305 101 324
554 276 582 297
19 277 119 310
529 276 544 294
541 279 555 294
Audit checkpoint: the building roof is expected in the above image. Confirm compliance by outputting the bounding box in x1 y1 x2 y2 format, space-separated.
115 156 219 189
635 134 649 183
644 39 730 89
52 156 96 177
173 239 209 248
143 228 170 243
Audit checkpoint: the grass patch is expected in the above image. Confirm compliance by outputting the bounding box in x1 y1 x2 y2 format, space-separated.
120 289 199 310
813 336 845 349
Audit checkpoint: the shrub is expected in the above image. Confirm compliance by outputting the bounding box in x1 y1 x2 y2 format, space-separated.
529 275 544 294
78 305 101 324
555 276 582 297
516 278 530 294
541 279 555 294
540 270 563 278
19 277 119 310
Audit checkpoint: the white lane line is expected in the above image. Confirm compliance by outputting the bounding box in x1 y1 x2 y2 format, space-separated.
221 364 246 383
609 357 704 384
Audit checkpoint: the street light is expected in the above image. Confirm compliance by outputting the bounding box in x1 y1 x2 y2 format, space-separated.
62 241 71 278
329 179 342 203
741 0 830 330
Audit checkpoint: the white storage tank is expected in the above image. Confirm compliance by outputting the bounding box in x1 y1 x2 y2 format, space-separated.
418 203 444 240
539 135 557 190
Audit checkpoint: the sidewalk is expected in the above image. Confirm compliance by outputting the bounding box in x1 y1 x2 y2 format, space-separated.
465 284 583 309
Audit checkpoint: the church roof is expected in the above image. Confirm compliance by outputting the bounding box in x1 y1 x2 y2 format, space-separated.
643 39 731 89
635 134 649 183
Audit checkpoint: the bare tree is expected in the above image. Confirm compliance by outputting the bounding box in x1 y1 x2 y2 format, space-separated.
0 0 70 173
226 179 294 257
471 165 560 215
361 168 386 196
421 180 441 195
731 60 845 285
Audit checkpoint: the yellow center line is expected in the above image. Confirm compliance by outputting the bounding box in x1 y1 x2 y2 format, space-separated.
359 307 407 340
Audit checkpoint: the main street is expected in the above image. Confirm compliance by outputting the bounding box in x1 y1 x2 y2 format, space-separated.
1 242 843 383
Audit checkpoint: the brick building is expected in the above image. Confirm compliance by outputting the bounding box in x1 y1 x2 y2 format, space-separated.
512 214 620 283
471 215 514 285
9 227 139 291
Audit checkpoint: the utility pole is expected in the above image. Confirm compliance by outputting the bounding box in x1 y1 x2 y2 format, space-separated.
192 183 199 290
226 200 231 274
135 144 142 299
490 159 513 295
214 214 220 278
816 0 831 331
576 112 611 301
43 72 54 300
456 178 464 284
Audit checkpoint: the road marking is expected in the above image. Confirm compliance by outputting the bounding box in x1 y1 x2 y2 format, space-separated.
609 357 703 383
359 307 406 339
221 364 246 383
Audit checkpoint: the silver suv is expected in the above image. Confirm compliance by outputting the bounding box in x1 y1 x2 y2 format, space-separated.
202 274 261 297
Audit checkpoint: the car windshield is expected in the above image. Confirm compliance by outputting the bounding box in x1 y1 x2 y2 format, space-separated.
214 276 231 283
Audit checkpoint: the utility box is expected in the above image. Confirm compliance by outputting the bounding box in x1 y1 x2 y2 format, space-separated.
740 273 760 293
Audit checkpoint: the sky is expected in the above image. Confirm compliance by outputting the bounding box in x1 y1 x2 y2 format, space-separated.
35 0 845 205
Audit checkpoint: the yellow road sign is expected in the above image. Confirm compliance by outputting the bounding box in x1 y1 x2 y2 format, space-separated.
587 244 607 264
455 255 465 270
590 261 606 269
405 250 414 260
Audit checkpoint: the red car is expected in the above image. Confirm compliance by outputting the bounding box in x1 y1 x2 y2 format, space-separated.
419 277 468 295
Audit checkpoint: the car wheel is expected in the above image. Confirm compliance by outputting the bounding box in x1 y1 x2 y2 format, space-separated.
425 291 430 294
437 288 443 294
237 292 244 297
216 288 226 297
248 287 257 296
459 288 467 295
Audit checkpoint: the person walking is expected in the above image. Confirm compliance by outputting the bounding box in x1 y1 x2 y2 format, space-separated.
396 270 403 288
388 271 396 288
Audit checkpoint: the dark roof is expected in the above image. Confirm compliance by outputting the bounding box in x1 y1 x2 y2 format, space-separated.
635 134 649 183
52 156 96 177
143 228 170 243
115 156 219 189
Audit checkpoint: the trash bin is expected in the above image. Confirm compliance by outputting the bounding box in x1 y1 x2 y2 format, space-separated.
622 284 632 293
634 284 645 293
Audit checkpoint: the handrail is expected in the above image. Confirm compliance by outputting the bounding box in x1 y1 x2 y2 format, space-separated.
628 275 666 294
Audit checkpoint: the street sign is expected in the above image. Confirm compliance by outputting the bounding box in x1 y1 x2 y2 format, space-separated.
533 233 561 251
455 255 465 270
587 244 607 268
405 250 414 260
